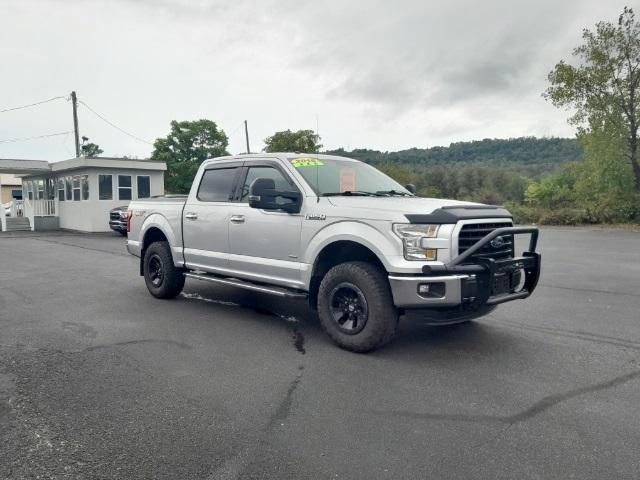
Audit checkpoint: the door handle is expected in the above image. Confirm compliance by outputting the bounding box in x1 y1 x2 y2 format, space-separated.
185 212 198 220
230 215 245 224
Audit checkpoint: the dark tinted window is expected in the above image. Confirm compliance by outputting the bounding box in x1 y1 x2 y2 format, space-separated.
99 175 112 200
137 176 150 198
197 168 238 202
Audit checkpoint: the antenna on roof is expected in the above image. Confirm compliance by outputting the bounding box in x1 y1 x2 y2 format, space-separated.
315 114 320 203
244 120 250 154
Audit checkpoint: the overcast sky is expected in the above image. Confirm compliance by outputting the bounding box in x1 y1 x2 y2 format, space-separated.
0 0 635 161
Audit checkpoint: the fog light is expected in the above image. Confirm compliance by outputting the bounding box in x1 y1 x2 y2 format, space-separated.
418 282 445 298
424 249 437 261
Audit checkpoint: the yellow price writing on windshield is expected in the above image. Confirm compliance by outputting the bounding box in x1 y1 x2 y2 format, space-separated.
291 158 324 168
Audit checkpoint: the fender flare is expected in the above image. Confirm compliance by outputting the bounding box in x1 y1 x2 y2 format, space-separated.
302 220 398 285
139 213 184 267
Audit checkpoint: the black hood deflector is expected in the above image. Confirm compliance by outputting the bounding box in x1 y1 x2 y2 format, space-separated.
405 205 512 224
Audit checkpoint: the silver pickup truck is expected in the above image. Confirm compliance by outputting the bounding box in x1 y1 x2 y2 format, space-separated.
126 153 541 352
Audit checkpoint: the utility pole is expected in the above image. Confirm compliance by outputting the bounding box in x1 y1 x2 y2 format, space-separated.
70 91 80 157
244 120 250 154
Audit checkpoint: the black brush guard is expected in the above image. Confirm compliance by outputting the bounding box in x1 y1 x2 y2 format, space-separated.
422 227 541 306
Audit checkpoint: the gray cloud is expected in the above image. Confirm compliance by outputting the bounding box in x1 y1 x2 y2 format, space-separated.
0 0 635 160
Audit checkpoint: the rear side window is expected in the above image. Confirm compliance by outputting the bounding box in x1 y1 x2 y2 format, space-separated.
197 167 238 202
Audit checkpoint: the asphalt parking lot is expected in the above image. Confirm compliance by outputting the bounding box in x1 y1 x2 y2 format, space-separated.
1 227 639 479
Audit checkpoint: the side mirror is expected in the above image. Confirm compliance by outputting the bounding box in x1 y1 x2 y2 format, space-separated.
404 184 416 194
248 178 302 214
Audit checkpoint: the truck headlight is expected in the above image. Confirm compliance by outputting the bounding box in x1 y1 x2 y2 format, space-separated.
392 224 440 261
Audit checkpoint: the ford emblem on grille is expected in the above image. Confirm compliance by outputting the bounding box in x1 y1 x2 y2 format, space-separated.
490 236 506 249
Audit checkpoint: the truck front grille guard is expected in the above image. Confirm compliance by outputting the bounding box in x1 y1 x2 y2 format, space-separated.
422 226 541 306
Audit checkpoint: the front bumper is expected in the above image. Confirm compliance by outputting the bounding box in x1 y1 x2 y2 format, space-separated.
109 219 126 232
388 226 541 309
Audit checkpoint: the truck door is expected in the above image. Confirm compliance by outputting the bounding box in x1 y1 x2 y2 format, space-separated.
227 161 304 289
182 163 242 274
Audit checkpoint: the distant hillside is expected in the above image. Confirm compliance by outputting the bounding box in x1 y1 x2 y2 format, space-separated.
326 137 583 178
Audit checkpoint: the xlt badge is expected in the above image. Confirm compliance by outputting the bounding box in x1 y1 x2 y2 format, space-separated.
306 214 326 221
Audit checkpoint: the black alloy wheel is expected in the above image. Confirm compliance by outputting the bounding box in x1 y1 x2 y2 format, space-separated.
148 253 165 288
329 282 369 334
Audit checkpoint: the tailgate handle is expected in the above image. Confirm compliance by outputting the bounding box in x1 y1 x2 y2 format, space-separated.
230 215 245 224
185 212 198 220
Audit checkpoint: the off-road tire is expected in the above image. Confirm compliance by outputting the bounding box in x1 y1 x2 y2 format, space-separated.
317 261 398 352
143 241 185 299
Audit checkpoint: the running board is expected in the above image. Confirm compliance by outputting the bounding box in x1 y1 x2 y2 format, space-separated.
184 272 308 299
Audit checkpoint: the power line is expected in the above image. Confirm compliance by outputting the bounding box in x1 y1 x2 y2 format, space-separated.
0 95 67 114
78 100 152 145
0 131 73 144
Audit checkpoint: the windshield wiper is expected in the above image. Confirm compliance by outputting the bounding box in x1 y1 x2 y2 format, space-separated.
321 191 382 197
376 189 414 197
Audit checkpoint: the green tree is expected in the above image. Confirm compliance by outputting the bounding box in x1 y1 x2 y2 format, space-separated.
545 6 640 191
80 136 103 157
152 120 229 194
263 129 322 153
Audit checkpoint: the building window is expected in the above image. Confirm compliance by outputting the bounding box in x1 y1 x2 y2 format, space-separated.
99 174 113 200
27 181 33 200
72 176 81 201
37 180 44 200
58 179 65 201
137 175 150 199
46 178 56 200
118 175 132 201
81 175 89 200
66 177 72 200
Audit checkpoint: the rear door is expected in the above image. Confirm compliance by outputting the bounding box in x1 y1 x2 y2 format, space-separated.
227 160 304 288
182 163 242 273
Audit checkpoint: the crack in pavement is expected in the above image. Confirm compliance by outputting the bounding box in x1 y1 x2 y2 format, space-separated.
30 237 128 257
207 368 304 480
85 339 193 351
370 369 640 425
487 317 640 351
182 292 307 355
538 283 640 299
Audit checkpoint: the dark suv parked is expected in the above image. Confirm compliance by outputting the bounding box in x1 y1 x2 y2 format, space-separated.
109 206 128 236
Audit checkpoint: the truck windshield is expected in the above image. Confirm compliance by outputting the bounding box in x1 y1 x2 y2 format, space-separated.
290 157 413 197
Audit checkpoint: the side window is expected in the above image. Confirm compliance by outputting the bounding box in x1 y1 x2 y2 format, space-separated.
137 176 151 199
99 175 113 200
57 179 65 202
240 166 293 203
118 175 132 201
197 168 238 202
65 177 72 200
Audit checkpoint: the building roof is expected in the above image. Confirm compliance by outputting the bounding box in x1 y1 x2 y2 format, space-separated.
48 156 166 173
0 159 50 175
0 156 166 177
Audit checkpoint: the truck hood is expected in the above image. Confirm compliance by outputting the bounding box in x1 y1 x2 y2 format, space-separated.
326 196 481 218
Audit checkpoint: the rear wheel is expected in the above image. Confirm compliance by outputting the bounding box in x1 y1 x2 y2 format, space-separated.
318 261 398 352
143 241 185 299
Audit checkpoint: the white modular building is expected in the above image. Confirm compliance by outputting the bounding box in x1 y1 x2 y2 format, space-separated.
0 157 166 232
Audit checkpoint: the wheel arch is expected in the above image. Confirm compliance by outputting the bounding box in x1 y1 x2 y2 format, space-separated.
139 225 170 275
307 240 387 310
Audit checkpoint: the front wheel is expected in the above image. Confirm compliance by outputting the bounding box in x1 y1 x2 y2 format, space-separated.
143 241 185 299
317 261 399 352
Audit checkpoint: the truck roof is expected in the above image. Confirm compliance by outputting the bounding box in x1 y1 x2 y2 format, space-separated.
202 152 360 168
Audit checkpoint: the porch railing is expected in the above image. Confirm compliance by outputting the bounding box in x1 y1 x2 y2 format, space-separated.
32 199 57 216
